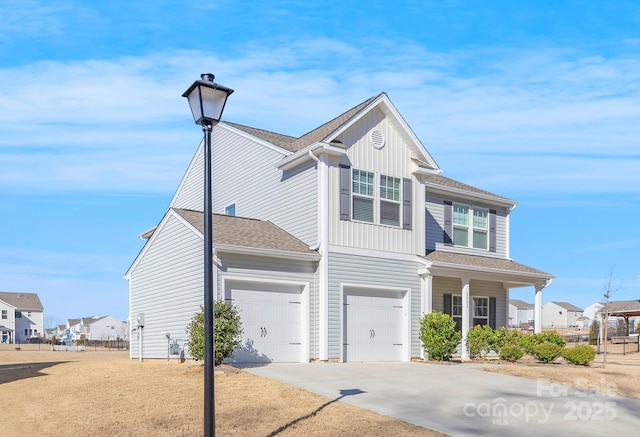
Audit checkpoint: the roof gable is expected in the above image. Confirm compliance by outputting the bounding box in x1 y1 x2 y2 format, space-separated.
510 299 534 309
549 301 583 312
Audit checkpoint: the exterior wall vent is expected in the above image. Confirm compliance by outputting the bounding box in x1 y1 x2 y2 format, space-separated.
370 129 385 149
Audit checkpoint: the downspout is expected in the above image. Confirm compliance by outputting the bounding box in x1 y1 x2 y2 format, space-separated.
308 149 329 361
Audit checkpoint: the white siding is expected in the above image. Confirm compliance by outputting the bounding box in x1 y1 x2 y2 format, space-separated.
426 192 509 258
328 251 421 359
129 214 203 359
329 108 423 254
171 126 318 246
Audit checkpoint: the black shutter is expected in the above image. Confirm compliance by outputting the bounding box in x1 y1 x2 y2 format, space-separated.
489 209 497 252
489 297 497 329
402 178 412 230
339 165 351 221
443 201 453 245
443 293 452 316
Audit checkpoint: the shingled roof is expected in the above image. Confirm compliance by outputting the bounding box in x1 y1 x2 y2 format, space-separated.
424 251 552 278
0 292 44 311
550 301 583 312
426 175 514 204
510 299 534 309
225 94 381 153
173 208 317 256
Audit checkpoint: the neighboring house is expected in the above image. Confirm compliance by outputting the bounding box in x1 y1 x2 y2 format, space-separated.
67 318 81 341
509 299 534 328
80 316 129 341
126 92 553 362
0 292 44 344
542 301 583 329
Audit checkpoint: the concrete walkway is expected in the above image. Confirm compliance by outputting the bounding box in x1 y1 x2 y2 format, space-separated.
244 362 640 436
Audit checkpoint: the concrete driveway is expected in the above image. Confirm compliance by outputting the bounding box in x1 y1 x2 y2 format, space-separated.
244 362 640 436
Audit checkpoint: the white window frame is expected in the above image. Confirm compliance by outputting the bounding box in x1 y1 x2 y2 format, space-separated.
1 310 6 320
452 294 462 330
224 203 236 216
352 169 375 223
453 203 489 250
472 296 489 326
379 174 401 227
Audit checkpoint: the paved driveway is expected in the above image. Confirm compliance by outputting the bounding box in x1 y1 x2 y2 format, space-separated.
244 362 640 436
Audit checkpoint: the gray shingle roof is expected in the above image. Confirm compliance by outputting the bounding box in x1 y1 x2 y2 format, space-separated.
510 299 534 309
424 251 552 277
0 292 44 311
550 301 583 312
226 94 381 153
427 175 514 204
599 300 640 316
173 208 317 255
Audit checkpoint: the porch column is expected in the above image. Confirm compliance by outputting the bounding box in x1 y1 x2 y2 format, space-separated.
420 273 433 359
534 284 543 333
461 277 470 361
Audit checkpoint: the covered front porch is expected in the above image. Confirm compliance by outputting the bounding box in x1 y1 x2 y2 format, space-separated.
420 251 554 360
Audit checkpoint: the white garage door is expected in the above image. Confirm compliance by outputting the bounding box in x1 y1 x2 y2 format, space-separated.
226 281 303 363
343 289 405 362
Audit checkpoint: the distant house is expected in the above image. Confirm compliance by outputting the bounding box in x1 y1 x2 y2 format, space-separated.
542 301 584 329
80 316 128 341
0 292 44 344
509 299 534 328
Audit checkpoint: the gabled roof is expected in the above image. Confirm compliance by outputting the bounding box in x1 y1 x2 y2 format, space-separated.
67 319 81 326
173 208 318 257
510 299 534 309
423 250 552 281
549 301 583 312
0 292 44 311
598 300 640 316
426 175 516 207
226 95 380 153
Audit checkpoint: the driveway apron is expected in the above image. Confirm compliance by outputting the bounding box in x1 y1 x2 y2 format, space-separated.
243 362 640 436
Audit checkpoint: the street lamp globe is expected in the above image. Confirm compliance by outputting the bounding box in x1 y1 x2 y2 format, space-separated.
182 73 234 126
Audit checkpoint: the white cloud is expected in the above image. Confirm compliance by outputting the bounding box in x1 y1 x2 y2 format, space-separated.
1 39 638 196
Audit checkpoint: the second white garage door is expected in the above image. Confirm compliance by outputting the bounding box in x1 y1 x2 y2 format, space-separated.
225 281 305 363
343 289 406 362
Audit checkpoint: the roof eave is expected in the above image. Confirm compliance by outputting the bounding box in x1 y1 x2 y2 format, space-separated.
277 142 347 171
215 244 321 261
425 260 554 282
425 182 517 208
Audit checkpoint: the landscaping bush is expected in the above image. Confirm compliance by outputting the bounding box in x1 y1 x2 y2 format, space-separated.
499 344 524 362
533 341 563 363
419 311 461 361
562 345 596 366
466 324 494 358
186 300 243 365
490 327 522 354
519 331 565 355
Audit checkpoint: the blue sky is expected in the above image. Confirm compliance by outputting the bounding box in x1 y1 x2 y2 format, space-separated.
1 1 639 326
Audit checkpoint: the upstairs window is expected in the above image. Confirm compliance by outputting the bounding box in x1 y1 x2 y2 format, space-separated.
15 311 22 318
452 204 489 250
352 169 374 223
380 175 400 226
224 203 236 216
1 310 6 319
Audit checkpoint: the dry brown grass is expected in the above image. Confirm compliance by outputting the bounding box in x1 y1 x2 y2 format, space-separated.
0 346 445 437
479 349 640 399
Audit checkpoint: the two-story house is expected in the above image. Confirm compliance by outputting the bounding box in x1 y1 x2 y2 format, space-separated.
0 292 45 344
509 299 535 328
126 92 553 362
542 301 584 329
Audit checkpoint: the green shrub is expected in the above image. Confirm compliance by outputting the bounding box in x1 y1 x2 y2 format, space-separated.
466 324 494 358
499 344 524 362
419 311 461 361
562 345 596 366
533 342 563 363
490 327 522 354
186 300 244 365
519 331 565 355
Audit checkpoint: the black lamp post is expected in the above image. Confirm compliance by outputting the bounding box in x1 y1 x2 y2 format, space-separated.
183 73 233 437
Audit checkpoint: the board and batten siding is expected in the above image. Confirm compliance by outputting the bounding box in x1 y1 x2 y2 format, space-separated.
425 193 508 258
327 251 422 359
329 107 424 255
171 125 318 246
431 277 508 328
129 215 203 359
218 253 319 360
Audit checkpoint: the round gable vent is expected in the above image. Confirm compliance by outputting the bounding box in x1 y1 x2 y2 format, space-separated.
370 129 385 149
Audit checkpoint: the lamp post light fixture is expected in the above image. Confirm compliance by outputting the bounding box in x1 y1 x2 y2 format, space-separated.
183 73 234 437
